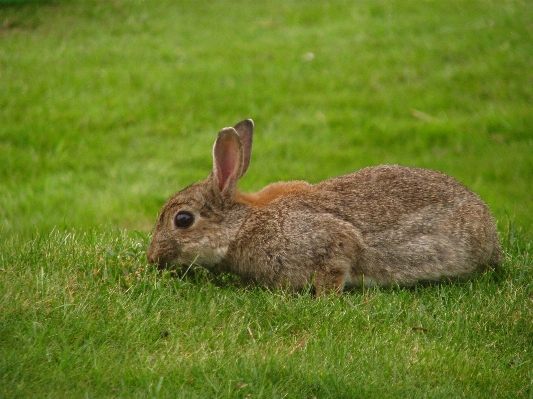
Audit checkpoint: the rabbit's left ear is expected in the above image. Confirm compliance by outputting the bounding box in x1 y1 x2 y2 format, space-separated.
233 119 254 176
212 127 244 198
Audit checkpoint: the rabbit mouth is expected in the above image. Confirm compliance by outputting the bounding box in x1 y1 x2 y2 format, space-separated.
148 250 200 271
146 245 180 268
156 260 184 272
147 255 175 269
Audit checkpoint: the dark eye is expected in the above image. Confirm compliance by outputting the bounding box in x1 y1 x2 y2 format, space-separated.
173 211 195 229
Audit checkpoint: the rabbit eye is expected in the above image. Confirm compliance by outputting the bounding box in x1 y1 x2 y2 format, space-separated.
174 211 195 229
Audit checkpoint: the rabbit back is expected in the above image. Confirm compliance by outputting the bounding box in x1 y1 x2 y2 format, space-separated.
227 164 501 290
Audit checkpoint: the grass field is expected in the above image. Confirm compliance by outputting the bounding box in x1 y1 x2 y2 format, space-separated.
1 0 532 397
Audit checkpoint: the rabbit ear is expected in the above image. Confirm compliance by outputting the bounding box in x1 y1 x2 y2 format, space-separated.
212 127 244 198
233 119 254 176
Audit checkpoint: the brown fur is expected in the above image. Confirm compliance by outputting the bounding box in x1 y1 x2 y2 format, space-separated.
235 181 313 208
147 119 502 294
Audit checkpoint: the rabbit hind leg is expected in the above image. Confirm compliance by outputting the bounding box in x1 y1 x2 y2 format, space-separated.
313 261 352 296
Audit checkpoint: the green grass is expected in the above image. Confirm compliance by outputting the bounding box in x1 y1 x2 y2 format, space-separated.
1 0 532 397
1 229 532 398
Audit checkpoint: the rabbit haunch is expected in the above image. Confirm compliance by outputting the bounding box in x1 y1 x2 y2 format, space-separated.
147 119 501 293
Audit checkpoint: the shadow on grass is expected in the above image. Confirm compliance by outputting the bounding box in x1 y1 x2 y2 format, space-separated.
151 261 509 300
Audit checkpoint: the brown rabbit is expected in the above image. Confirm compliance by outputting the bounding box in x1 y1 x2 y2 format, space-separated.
147 119 502 294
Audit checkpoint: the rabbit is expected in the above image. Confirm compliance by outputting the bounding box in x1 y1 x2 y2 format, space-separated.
147 119 502 294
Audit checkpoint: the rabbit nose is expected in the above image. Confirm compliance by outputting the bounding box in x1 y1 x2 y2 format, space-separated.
147 243 169 267
146 244 157 265
146 252 155 265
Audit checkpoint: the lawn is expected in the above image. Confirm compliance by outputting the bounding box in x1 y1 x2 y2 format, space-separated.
1 0 532 398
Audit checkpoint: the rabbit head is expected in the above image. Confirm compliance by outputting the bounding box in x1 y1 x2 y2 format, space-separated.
146 119 254 269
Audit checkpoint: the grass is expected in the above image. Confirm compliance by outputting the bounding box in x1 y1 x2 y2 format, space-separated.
1 229 532 398
1 0 532 397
